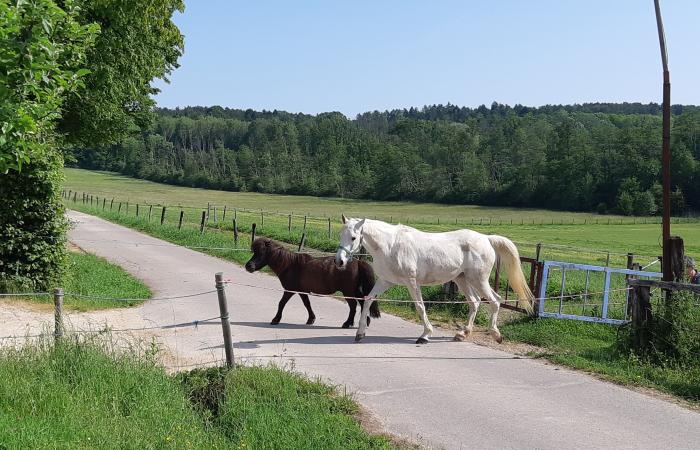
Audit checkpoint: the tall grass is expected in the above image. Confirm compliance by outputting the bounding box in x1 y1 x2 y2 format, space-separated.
0 338 402 449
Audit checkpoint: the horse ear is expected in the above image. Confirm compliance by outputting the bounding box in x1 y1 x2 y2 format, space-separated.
341 214 347 224
356 218 366 229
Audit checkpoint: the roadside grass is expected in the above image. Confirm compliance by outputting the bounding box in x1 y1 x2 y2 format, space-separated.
0 338 401 449
5 251 151 311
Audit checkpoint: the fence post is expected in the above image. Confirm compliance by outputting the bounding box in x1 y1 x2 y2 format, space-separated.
207 202 210 221
213 206 217 223
668 236 684 282
160 207 166 225
178 210 184 230
126 202 129 214
118 202 122 214
136 203 139 217
148 205 153 222
200 211 206 233
250 223 257 248
327 218 331 239
288 215 292 233
629 284 652 351
215 273 235 368
109 198 113 210
102 198 106 210
54 288 64 342
260 211 264 229
233 218 238 246
303 215 307 233
298 232 306 252
535 243 542 262
222 205 227 222
605 252 610 267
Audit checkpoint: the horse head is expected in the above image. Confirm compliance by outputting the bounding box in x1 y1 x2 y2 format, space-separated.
245 238 272 272
335 214 365 268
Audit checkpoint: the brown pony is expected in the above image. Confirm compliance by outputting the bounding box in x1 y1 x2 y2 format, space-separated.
245 238 380 328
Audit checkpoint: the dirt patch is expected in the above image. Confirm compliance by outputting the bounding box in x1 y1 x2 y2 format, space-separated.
354 403 423 449
67 241 86 253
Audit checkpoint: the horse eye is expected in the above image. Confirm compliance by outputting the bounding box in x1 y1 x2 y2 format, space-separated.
351 237 356 241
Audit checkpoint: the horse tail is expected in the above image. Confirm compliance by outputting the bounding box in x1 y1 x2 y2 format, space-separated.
358 261 380 319
487 235 534 314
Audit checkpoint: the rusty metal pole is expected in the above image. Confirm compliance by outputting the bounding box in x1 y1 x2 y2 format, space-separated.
654 0 672 282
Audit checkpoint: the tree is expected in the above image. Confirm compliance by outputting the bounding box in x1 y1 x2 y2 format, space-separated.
1 0 183 290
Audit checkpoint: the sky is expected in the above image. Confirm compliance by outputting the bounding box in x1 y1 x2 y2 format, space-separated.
153 0 700 118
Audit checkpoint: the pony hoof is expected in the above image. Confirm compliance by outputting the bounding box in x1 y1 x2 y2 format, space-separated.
416 337 429 344
355 333 365 342
306 318 316 325
495 335 503 344
341 322 352 329
270 319 281 325
453 333 466 342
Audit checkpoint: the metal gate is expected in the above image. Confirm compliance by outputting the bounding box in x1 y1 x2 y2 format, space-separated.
537 261 662 324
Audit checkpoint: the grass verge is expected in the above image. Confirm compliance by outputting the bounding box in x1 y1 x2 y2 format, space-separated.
0 338 402 449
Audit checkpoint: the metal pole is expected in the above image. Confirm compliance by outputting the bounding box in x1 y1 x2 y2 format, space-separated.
215 273 235 367
54 288 64 341
654 0 672 282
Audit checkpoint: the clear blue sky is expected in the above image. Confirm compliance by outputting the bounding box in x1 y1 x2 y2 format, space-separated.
153 0 700 117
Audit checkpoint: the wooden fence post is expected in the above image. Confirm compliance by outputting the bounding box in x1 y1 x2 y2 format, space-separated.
260 211 264 229
535 243 542 262
250 223 257 248
288 215 292 233
207 202 210 221
148 205 153 222
200 211 206 233
178 210 184 230
629 284 653 351
328 218 331 239
233 218 238 246
213 206 217 224
303 215 307 233
669 236 684 282
222 205 227 222
215 273 235 368
118 202 122 214
126 202 129 214
298 232 306 252
160 207 166 225
54 288 64 342
136 203 139 217
109 198 113 210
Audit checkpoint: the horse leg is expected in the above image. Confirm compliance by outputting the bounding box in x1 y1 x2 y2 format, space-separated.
271 291 294 325
359 298 371 326
407 278 433 344
342 298 357 328
299 293 316 325
355 278 394 342
473 279 503 343
452 277 480 342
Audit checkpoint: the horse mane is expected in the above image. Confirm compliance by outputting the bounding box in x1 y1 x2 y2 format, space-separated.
253 238 304 273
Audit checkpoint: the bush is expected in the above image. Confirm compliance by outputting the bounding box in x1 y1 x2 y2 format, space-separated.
0 151 67 291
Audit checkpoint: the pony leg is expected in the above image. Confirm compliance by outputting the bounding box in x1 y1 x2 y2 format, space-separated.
452 278 480 342
299 293 316 325
355 278 394 342
271 291 294 325
406 279 433 344
342 298 357 328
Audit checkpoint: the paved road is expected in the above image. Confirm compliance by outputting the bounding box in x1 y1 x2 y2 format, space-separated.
67 210 700 450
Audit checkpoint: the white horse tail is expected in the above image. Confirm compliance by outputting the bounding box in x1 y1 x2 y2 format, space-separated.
487 235 534 313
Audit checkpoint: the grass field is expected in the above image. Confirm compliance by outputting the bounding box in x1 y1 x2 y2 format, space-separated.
0 338 401 449
6 251 151 311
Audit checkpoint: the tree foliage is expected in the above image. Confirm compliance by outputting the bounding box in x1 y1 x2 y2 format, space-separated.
73 103 700 215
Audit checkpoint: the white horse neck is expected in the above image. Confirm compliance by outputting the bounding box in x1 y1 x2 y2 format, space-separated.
361 219 399 257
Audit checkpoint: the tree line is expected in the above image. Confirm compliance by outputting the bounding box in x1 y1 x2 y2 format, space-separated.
70 102 699 216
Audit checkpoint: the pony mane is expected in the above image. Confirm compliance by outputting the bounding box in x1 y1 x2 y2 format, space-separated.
252 238 301 272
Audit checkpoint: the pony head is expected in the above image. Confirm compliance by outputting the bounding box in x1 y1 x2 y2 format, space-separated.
245 238 273 272
335 214 365 268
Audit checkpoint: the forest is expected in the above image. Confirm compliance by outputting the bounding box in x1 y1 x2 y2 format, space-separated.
69 102 700 215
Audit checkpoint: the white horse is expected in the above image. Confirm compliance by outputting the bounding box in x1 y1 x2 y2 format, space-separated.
335 215 534 344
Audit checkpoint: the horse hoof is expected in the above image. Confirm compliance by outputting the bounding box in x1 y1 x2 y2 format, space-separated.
416 337 429 344
495 335 503 344
270 319 280 325
341 322 352 329
355 333 365 342
306 318 316 325
453 333 466 342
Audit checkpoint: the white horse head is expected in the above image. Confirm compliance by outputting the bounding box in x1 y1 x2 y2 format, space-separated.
335 214 365 268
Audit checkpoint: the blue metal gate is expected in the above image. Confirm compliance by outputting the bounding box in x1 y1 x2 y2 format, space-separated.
537 261 662 325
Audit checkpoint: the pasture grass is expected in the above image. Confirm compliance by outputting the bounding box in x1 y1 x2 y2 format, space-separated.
0 338 400 449
7 251 151 311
